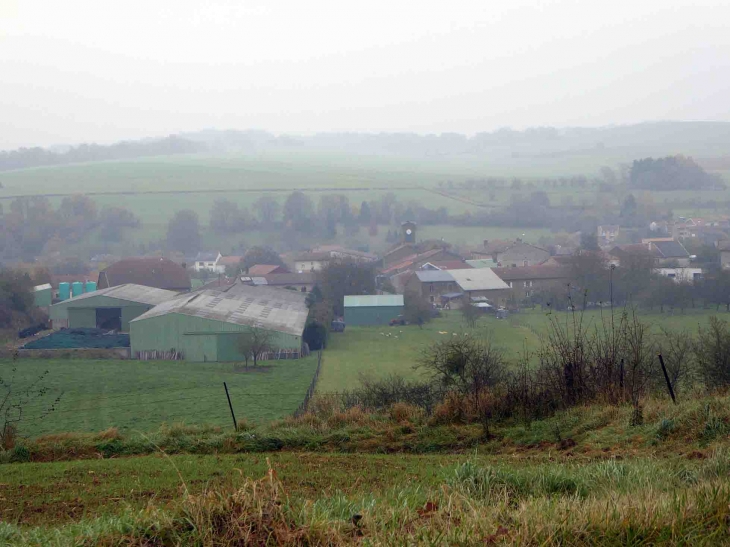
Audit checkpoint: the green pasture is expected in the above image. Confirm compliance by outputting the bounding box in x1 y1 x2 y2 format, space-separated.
2 357 319 438
317 313 540 393
318 308 727 393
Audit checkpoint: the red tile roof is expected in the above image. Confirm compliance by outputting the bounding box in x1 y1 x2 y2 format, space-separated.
248 264 287 275
381 248 444 274
98 257 190 291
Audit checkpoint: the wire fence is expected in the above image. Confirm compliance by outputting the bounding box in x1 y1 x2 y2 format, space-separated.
293 350 323 417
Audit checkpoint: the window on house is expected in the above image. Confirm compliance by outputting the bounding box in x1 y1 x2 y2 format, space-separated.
523 260 528 266
511 263 517 268
525 290 531 297
524 281 528 287
508 281 513 288
430 284 434 292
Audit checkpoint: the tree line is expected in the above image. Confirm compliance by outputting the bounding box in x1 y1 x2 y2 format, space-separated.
0 136 205 172
0 195 140 261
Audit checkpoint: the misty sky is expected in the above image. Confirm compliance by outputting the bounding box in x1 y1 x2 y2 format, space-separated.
1 0 729 149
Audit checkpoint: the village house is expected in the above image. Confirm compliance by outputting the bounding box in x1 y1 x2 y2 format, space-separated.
717 240 730 270
249 272 317 293
447 268 511 307
655 268 703 283
420 260 473 271
642 239 691 267
98 257 191 292
216 255 244 273
405 270 460 304
607 244 656 268
247 264 288 275
471 239 550 267
193 251 224 273
491 265 571 301
380 247 463 277
597 225 620 246
293 245 378 272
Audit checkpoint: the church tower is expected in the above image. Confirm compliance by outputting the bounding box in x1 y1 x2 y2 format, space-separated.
401 221 416 244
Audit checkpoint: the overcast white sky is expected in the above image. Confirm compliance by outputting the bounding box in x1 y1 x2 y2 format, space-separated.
1 0 729 148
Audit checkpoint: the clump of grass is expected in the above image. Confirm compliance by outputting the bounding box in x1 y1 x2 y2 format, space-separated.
389 402 424 424
656 418 676 440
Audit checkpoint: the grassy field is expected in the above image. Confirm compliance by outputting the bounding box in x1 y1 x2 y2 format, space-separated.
2 357 319 438
3 391 730 543
318 313 542 393
318 309 727 393
2 151 729 257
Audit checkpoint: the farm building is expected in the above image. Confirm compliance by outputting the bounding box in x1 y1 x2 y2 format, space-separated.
447 268 511 306
33 283 53 308
129 284 309 362
98 257 191 292
49 284 178 331
344 295 404 326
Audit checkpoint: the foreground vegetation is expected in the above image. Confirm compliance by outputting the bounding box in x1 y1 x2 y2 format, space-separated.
320 309 724 392
3 391 730 544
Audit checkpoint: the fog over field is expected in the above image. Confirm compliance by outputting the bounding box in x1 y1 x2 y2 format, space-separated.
2 0 730 149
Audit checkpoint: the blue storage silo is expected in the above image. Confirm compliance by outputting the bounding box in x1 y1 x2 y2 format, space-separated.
58 282 71 301
71 281 84 297
85 281 97 293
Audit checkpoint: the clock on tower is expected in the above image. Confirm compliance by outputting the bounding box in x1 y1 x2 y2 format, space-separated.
401 221 416 244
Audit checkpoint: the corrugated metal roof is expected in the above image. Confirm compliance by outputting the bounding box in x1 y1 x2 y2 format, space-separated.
415 270 455 283
344 295 404 307
448 268 510 291
131 285 309 336
54 284 178 307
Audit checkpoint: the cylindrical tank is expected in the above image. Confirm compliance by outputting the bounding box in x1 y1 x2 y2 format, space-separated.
58 282 70 301
85 281 97 293
71 281 84 297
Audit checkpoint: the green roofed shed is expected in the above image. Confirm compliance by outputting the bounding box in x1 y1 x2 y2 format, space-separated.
343 295 404 326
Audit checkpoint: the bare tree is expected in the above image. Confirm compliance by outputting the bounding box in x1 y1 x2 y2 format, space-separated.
657 327 695 391
417 335 506 438
695 316 730 388
461 299 480 328
237 326 274 368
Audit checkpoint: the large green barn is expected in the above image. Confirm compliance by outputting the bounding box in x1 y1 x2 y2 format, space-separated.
49 284 178 331
129 284 309 362
343 295 404 326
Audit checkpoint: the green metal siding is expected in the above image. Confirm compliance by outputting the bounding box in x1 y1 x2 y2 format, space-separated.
344 305 403 326
33 288 52 308
50 295 154 332
130 313 303 362
67 308 96 328
120 305 151 332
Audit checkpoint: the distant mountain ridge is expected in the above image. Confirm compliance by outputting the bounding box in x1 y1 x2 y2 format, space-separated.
4 121 730 172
